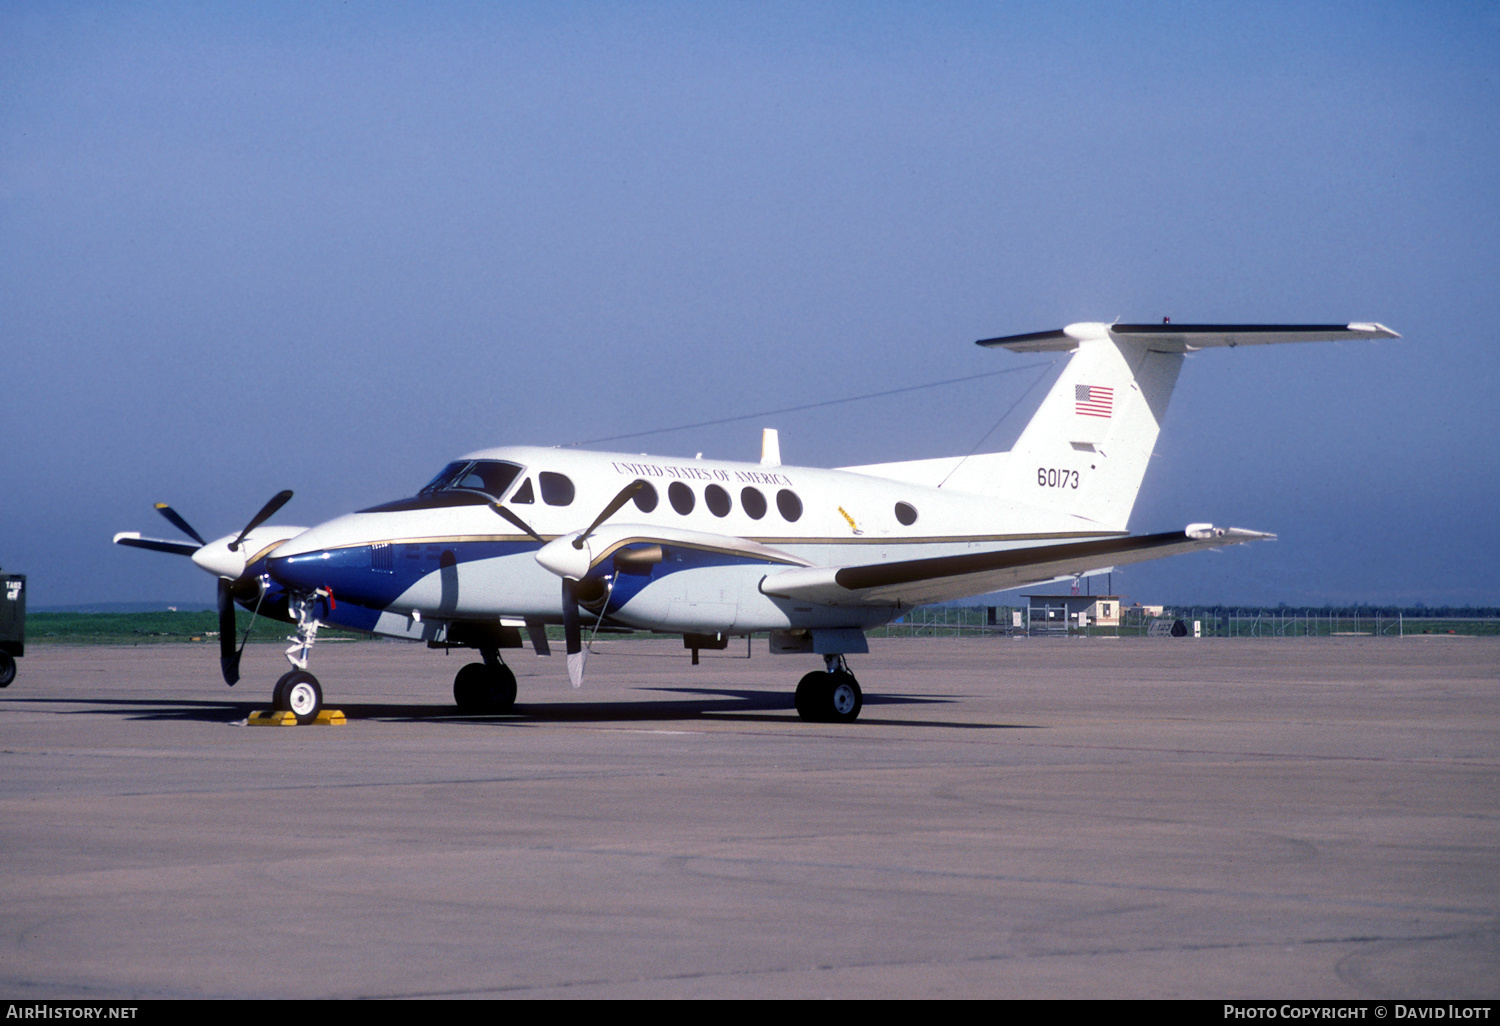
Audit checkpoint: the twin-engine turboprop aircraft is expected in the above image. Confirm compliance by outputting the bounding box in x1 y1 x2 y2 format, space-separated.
116 321 1397 723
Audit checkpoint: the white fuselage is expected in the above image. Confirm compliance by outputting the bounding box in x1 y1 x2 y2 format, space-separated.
267 444 1116 636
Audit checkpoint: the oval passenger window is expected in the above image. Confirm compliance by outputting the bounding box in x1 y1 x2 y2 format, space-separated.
776 489 802 522
705 484 732 517
740 487 767 520
633 482 659 513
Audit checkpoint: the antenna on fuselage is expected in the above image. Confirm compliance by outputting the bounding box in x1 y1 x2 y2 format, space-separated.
760 428 781 467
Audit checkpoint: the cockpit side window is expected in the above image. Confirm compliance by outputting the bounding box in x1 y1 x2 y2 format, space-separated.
539 472 575 506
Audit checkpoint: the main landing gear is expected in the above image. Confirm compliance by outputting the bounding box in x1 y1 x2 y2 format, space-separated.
453 648 517 714
795 655 863 723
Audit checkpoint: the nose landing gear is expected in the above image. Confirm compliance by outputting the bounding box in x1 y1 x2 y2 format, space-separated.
264 590 329 724
272 669 324 725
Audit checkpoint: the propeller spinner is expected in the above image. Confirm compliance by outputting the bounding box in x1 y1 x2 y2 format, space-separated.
117 491 295 686
492 478 650 687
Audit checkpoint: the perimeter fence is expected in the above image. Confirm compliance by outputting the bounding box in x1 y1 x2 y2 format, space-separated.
870 606 1500 639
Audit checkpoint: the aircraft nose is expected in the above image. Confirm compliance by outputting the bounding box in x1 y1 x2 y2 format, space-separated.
266 540 412 611
263 518 349 589
266 549 334 592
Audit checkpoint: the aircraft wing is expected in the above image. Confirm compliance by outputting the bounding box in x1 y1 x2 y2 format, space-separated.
759 526 1273 607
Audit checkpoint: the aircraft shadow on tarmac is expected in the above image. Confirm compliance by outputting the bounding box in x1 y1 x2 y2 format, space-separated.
13 689 1036 729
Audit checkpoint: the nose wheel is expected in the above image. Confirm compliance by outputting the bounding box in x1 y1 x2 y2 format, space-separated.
272 670 324 725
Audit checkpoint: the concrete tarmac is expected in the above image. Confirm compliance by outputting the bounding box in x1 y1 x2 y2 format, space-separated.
1 636 1496 999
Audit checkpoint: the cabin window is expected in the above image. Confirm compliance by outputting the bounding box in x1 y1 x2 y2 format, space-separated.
705 484 732 517
633 482 659 513
669 481 695 515
776 489 803 522
509 478 535 504
895 501 918 526
539 472 575 506
740 487 767 520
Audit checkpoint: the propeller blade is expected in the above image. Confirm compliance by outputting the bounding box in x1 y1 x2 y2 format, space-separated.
114 533 201 557
217 578 241 686
229 490 293 552
574 479 649 550
562 580 586 688
491 503 544 543
154 503 206 547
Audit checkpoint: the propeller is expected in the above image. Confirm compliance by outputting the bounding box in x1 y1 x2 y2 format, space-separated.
229 490 293 552
122 491 295 686
491 480 650 687
217 578 243 685
490 502 544 543
573 480 647 550
561 580 586 687
154 503 206 546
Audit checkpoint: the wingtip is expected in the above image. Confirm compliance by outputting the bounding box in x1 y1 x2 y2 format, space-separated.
1187 524 1277 543
1348 322 1400 339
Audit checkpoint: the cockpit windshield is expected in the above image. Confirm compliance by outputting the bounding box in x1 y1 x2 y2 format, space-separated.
417 460 524 502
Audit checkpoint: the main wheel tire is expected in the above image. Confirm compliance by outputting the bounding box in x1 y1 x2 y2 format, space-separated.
454 662 517 714
825 671 863 723
794 670 863 723
490 664 518 713
795 670 828 721
0 651 15 688
273 669 323 725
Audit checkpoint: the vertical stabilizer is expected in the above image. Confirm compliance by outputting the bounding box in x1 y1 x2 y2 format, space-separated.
846 321 1396 527
979 323 1182 530
968 320 1397 530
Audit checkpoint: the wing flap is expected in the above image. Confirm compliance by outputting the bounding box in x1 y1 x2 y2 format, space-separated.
760 526 1273 607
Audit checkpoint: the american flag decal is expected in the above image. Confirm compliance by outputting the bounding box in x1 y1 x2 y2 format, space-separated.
1075 384 1113 418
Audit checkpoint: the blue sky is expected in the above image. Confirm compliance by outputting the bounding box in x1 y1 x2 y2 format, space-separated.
4 1 1497 608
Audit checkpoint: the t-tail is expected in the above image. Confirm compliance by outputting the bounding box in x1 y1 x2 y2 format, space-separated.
857 322 1398 533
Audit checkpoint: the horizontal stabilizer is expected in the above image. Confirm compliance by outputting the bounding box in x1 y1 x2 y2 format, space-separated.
979 322 1399 353
760 526 1273 608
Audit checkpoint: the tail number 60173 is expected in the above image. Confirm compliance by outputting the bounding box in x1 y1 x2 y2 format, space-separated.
1037 467 1079 489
